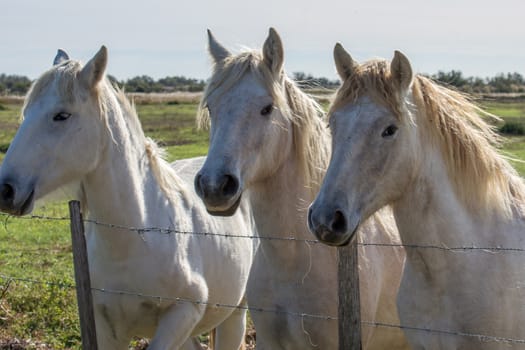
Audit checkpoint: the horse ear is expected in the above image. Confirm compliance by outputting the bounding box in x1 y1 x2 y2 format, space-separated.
262 27 284 75
53 49 70 66
80 46 108 89
333 43 356 81
390 50 413 90
207 29 231 64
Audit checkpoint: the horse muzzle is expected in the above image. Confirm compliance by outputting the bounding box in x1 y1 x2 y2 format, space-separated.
0 181 35 216
194 171 242 216
307 202 360 246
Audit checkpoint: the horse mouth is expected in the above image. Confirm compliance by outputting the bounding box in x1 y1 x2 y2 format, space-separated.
206 193 242 217
317 221 360 247
335 223 360 247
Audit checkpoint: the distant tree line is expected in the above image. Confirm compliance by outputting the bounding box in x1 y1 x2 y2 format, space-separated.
1 71 524 95
0 74 32 95
428 70 525 94
107 75 206 93
0 74 207 95
292 72 340 89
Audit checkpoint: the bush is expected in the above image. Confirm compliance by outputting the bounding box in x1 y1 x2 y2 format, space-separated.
499 122 525 135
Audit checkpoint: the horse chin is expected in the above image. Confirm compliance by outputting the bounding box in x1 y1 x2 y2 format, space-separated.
319 222 360 247
336 223 360 247
205 194 242 217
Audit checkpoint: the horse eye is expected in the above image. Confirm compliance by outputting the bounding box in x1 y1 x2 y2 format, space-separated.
260 104 273 116
53 112 71 121
381 125 398 138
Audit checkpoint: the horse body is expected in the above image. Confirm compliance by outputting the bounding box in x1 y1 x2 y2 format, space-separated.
309 44 525 349
0 47 255 350
195 29 407 349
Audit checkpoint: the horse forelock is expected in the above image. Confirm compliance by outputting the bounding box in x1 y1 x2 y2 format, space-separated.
328 59 403 121
331 57 525 216
197 50 287 128
23 61 83 117
198 48 329 193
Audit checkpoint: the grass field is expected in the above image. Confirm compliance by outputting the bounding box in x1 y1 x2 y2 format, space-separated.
481 97 525 174
0 94 523 349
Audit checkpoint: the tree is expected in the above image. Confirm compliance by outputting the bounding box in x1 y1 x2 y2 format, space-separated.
292 72 339 89
0 74 32 95
432 70 468 88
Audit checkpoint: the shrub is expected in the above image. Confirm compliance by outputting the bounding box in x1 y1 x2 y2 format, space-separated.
499 122 525 135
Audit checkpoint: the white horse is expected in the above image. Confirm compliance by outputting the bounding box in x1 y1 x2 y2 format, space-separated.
194 29 407 349
309 43 525 349
0 47 256 350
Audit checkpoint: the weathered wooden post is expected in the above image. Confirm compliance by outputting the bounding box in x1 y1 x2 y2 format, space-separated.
69 200 98 349
338 235 362 349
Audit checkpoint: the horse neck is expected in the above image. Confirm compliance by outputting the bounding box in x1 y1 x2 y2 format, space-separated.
394 141 516 248
251 112 331 238
80 94 176 242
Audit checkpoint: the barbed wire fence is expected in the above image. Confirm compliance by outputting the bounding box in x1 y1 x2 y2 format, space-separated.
1 200 525 349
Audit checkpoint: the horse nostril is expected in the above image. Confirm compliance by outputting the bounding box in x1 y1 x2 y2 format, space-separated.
330 210 347 234
0 183 15 203
307 207 314 229
220 175 239 197
194 174 204 196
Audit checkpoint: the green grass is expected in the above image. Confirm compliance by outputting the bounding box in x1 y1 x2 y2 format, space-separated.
481 99 525 138
136 102 209 161
0 203 78 348
0 96 524 348
481 100 525 119
501 136 525 175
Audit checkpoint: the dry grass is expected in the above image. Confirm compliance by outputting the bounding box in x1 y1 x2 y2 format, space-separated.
128 92 202 104
0 92 203 106
0 96 24 105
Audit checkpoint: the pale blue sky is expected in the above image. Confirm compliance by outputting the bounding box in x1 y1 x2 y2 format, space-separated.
1 0 523 80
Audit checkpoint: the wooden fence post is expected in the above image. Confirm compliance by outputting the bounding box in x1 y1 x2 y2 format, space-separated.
69 200 98 349
338 235 362 350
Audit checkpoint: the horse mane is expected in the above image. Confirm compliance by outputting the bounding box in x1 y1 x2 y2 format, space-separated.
197 49 329 193
330 58 525 216
24 60 186 202
110 86 187 200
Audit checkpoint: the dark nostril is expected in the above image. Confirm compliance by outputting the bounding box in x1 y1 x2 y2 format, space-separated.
330 210 347 234
194 174 204 195
307 207 314 228
0 183 15 203
220 175 239 197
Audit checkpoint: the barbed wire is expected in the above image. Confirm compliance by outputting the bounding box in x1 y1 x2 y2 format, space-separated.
0 247 71 255
0 273 335 321
359 242 525 253
0 273 74 289
3 209 525 345
362 321 525 345
2 212 525 254
2 273 525 345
